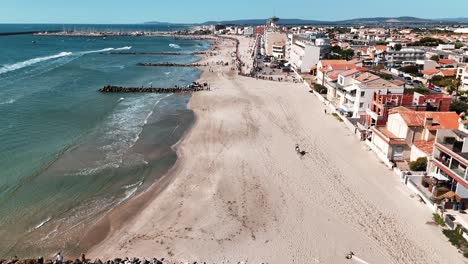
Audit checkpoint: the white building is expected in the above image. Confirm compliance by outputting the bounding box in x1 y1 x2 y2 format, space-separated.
416 60 438 71
336 72 404 118
264 32 287 57
386 48 426 66
458 66 468 91
289 35 330 73
272 41 286 58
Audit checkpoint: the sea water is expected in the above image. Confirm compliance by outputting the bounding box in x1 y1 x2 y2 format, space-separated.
0 24 208 257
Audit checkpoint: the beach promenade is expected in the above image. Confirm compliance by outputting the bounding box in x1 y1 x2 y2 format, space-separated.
87 36 465 263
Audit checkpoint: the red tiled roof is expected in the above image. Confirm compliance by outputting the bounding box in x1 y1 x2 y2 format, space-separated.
319 60 350 66
397 111 459 129
354 72 381 83
422 69 440 76
440 69 457 77
340 68 361 77
374 45 387 51
438 59 457 65
413 140 435 155
356 66 368 72
329 73 339 80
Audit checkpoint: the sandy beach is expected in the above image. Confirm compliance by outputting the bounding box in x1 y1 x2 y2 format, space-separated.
87 36 466 263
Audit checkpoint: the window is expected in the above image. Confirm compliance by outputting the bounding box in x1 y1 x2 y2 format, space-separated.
361 91 365 97
359 103 364 108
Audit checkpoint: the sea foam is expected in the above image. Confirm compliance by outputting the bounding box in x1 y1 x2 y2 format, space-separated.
169 43 181 49
0 46 133 75
0 52 72 75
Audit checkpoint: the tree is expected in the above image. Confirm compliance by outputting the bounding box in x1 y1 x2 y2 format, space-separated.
430 55 440 62
341 49 355 60
394 43 402 51
450 100 468 114
409 157 428 172
455 42 465 49
404 88 431 95
313 84 327 94
400 65 419 75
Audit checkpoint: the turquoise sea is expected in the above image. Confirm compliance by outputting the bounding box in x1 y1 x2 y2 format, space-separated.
0 24 208 257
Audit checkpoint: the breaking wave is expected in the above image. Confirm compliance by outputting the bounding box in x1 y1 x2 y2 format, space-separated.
0 52 72 75
0 46 133 75
169 43 181 49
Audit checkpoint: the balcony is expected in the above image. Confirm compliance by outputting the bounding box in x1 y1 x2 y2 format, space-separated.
366 108 383 120
435 155 466 177
345 93 357 101
341 103 355 112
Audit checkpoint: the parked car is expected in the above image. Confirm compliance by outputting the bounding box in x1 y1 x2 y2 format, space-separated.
412 80 422 85
404 76 412 81
433 87 442 93
398 73 404 77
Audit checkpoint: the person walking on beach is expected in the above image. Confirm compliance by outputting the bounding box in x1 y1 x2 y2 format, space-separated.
55 252 63 264
81 253 86 264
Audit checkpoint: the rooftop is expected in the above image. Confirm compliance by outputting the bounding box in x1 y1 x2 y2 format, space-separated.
395 111 459 129
413 140 435 155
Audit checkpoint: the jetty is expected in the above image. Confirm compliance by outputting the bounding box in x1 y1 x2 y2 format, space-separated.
99 83 210 93
0 30 60 36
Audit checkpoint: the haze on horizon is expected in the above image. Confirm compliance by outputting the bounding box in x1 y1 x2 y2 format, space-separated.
0 0 467 24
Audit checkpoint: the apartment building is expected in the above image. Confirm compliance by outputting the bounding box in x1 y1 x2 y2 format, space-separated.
457 66 468 91
370 108 459 162
386 48 426 66
336 72 404 118
288 35 330 73
428 129 468 201
365 92 452 127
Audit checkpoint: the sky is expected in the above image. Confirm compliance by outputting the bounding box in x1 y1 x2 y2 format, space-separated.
0 0 467 24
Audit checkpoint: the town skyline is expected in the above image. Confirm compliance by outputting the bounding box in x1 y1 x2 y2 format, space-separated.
1 0 468 24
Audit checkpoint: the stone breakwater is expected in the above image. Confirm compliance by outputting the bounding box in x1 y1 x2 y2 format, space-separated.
99 84 210 93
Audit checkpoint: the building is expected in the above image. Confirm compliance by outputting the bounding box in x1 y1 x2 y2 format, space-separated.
288 35 330 73
254 26 265 36
366 92 452 127
370 108 459 162
386 48 426 66
427 129 468 202
336 72 404 118
244 27 254 37
264 32 288 57
416 59 438 71
457 66 468 91
272 41 286 58
422 68 458 79
315 60 360 102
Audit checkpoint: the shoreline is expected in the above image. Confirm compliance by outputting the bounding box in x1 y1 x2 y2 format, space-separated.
86 34 465 263
79 38 218 255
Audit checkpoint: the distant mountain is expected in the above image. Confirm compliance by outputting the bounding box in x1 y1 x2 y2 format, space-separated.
337 16 433 24
201 19 323 26
144 21 179 25
200 16 437 26
144 16 468 27
436 17 468 23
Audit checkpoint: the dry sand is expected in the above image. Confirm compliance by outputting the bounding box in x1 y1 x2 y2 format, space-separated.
88 36 465 263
